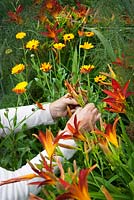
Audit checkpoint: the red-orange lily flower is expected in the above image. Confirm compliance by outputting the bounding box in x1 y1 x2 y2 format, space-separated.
94 117 119 147
56 164 97 200
67 115 87 141
7 5 23 24
103 78 134 113
40 22 63 42
103 79 133 103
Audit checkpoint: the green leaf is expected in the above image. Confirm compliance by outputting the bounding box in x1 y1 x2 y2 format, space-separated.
85 28 116 61
129 179 134 196
72 46 78 84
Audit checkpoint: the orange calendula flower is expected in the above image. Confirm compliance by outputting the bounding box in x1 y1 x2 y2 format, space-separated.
80 42 94 50
40 62 52 72
57 164 97 200
94 117 119 147
53 43 65 50
11 64 25 74
26 39 39 50
16 32 26 39
80 64 95 74
94 75 107 83
12 81 28 94
84 31 95 37
63 33 74 42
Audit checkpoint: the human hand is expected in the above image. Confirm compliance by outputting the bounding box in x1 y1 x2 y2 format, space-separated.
49 94 78 119
65 103 101 133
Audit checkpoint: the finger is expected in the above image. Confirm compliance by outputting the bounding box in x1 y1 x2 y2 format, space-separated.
84 103 95 112
64 97 78 106
96 113 101 121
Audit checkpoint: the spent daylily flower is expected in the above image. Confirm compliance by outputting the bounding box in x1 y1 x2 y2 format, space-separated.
56 164 97 200
80 64 95 74
11 64 25 74
80 42 94 50
94 117 119 147
63 33 74 42
12 81 28 94
16 32 26 39
64 80 87 107
40 62 52 72
40 22 63 42
26 39 39 50
101 185 114 200
53 43 65 50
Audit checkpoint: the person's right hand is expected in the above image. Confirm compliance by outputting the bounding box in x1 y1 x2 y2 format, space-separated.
64 103 101 133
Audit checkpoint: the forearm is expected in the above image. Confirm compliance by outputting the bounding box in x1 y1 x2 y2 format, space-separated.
0 138 76 200
0 103 54 137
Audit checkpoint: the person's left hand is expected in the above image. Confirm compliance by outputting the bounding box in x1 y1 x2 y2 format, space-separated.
49 94 78 119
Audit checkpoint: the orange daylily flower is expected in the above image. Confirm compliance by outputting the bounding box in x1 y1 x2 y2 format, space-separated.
34 129 72 159
94 117 119 147
112 54 125 66
44 0 63 18
103 101 126 113
67 115 87 141
34 129 56 159
7 5 23 24
72 2 92 19
56 164 97 200
40 22 63 42
103 78 134 113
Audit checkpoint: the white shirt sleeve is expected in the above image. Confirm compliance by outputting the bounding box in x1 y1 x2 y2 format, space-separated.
0 103 54 137
0 138 76 200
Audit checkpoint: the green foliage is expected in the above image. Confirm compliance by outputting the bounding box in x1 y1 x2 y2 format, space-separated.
0 0 134 199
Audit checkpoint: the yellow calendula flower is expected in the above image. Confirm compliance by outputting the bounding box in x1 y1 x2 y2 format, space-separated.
26 39 39 50
16 32 26 39
94 75 107 83
40 62 52 72
53 43 65 50
84 31 95 37
11 64 25 74
80 42 94 50
63 33 74 42
80 64 95 74
12 81 28 94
